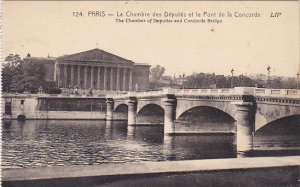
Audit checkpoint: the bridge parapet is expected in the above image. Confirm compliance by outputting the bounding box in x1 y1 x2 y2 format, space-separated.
254 88 300 98
107 87 300 99
3 88 299 100
175 87 256 96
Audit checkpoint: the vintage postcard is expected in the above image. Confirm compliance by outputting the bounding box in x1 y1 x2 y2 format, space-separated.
1 1 300 186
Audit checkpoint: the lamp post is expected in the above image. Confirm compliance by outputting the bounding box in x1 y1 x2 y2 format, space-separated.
267 65 271 88
297 73 299 89
231 68 234 88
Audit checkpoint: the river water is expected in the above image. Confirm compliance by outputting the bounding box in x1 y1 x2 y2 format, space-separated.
2 118 299 169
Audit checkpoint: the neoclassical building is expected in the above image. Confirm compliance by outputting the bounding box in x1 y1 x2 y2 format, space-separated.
25 48 151 92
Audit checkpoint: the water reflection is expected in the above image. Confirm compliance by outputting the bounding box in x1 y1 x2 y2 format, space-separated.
2 119 299 169
2 120 236 168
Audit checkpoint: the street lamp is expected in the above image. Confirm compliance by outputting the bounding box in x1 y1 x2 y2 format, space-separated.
297 72 299 89
231 68 234 88
267 65 271 88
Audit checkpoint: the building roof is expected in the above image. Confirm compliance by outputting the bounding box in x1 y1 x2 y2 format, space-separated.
134 63 151 67
57 48 134 65
24 57 57 63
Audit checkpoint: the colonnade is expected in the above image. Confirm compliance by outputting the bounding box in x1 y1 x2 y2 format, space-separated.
56 64 133 91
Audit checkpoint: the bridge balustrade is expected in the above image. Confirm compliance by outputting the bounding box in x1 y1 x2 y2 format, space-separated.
254 88 299 98
107 87 299 99
172 88 236 96
3 87 299 99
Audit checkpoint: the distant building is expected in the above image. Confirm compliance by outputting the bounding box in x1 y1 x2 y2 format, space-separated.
24 48 151 92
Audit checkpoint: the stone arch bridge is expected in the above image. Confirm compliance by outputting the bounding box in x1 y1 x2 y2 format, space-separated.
106 87 300 152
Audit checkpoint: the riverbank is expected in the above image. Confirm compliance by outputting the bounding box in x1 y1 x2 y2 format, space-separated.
3 156 299 187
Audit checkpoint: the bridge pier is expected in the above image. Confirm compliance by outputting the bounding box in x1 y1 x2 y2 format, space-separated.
106 98 114 121
164 95 176 135
127 97 137 125
234 102 255 154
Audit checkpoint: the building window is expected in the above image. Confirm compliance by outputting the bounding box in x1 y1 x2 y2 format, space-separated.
21 100 25 105
5 102 12 115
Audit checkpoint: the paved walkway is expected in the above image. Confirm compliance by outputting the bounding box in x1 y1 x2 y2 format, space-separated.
3 156 300 182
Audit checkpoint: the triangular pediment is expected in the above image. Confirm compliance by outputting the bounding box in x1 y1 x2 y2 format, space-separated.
57 48 134 65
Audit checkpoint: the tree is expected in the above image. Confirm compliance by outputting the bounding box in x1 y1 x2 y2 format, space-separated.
238 75 254 87
150 65 165 88
270 77 283 89
2 63 13 92
215 75 229 88
2 54 61 93
150 65 165 81
2 54 24 92
12 61 46 93
185 73 255 88
5 54 23 67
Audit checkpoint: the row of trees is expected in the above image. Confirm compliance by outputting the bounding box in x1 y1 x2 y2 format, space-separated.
185 73 254 88
2 54 61 93
150 65 299 89
184 73 298 89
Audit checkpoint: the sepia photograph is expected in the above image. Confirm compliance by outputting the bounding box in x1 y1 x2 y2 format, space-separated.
1 1 300 186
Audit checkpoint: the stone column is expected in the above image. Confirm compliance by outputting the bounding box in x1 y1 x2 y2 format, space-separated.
106 98 114 120
64 64 68 87
116 67 120 90
54 63 57 81
127 97 137 125
70 65 74 87
97 66 101 90
110 67 114 90
129 68 133 91
84 66 88 89
123 68 126 91
91 66 94 89
57 64 61 87
234 102 255 154
77 65 81 87
163 95 176 135
104 67 107 91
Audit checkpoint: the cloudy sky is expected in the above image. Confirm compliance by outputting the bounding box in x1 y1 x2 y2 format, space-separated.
3 1 299 77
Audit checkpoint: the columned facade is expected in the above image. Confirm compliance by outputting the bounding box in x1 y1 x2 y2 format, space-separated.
53 48 150 92
56 64 136 92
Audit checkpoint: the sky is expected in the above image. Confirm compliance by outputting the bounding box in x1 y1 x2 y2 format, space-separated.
3 1 299 77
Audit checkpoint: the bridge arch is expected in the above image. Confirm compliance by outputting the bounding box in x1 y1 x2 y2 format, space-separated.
255 104 300 131
136 103 164 125
175 106 236 132
113 102 128 111
176 101 236 120
114 103 128 112
136 99 163 114
255 114 300 133
113 103 128 120
176 106 235 121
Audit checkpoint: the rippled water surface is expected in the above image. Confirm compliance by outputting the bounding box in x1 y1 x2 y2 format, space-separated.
2 120 237 168
2 119 299 168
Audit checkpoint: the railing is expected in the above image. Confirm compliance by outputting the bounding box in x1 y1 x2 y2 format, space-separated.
3 88 299 99
254 88 300 98
109 89 165 99
109 87 300 99
174 88 235 96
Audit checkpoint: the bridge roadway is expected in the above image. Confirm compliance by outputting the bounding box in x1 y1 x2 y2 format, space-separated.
106 87 300 153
